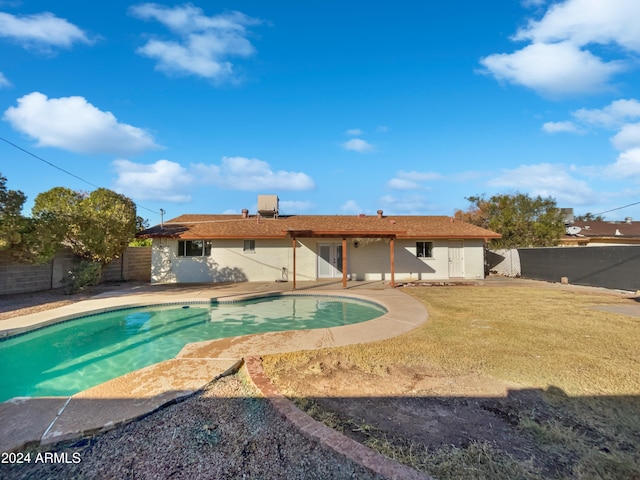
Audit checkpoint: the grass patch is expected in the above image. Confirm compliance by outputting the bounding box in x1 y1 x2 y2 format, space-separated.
368 439 544 480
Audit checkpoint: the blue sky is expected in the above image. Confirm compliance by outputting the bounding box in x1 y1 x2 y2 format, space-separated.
1 0 640 224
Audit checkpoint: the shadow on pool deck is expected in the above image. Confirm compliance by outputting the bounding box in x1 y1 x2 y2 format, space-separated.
0 281 427 453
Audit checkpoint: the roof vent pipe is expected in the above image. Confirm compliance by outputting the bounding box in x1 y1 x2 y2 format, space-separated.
242 208 249 219
377 210 383 218
625 217 633 224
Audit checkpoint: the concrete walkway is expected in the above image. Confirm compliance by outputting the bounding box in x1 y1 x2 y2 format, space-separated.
0 281 428 453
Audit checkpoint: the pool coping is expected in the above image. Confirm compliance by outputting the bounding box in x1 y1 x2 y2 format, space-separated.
0 284 428 458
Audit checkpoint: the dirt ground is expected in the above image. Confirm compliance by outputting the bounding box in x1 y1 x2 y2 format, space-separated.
265 354 586 478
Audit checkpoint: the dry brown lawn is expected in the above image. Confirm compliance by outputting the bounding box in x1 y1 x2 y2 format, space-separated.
263 284 640 479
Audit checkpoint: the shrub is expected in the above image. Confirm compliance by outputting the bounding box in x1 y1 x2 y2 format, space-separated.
62 260 102 294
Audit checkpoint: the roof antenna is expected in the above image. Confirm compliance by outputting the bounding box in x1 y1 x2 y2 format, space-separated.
160 208 166 228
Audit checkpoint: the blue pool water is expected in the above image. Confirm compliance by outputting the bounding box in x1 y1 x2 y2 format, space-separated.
0 295 385 402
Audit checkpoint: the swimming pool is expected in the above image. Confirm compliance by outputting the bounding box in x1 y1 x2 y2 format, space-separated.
0 295 386 402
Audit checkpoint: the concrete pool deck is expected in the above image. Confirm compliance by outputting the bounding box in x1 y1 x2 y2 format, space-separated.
0 280 428 454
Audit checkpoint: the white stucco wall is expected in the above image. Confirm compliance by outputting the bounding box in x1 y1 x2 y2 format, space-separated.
462 239 487 279
151 237 487 283
151 238 318 283
346 238 485 281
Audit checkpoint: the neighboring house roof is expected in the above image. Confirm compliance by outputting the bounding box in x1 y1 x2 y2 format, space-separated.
563 220 640 245
139 213 501 240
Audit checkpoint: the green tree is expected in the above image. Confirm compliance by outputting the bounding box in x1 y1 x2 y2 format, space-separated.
455 192 565 248
0 173 28 251
129 215 152 247
574 212 605 222
33 187 137 265
0 173 58 263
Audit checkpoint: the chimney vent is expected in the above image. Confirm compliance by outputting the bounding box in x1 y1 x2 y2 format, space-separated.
377 209 383 218
625 217 633 224
242 209 249 219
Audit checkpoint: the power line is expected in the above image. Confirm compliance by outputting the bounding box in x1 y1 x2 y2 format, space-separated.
593 201 640 217
0 137 160 215
1 137 101 189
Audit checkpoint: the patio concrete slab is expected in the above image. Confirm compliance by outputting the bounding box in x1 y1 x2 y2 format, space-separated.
41 358 242 447
0 397 69 453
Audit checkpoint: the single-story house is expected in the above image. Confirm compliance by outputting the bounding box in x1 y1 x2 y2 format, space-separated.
139 198 500 288
562 218 640 246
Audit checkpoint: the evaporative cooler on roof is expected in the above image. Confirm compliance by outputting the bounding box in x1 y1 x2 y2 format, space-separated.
258 195 279 218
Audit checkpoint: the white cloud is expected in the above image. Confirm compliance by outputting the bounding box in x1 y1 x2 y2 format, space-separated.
3 92 161 155
480 42 624 97
342 138 375 153
113 159 193 202
0 11 93 52
379 194 435 215
481 0 640 97
345 128 363 136
387 178 422 190
339 200 363 214
606 148 640 178
545 97 640 172
397 170 442 182
542 120 583 134
113 156 314 202
129 3 260 82
387 170 442 190
0 72 10 88
489 163 594 205
193 156 315 191
611 123 640 150
513 0 640 51
521 0 547 7
573 99 640 128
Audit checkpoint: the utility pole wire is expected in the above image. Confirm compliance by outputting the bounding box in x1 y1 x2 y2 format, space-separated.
0 137 160 215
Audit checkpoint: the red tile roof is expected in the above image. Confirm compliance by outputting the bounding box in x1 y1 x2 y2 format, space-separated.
140 213 501 240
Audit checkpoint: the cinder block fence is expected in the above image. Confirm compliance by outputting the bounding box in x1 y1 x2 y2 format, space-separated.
0 247 151 296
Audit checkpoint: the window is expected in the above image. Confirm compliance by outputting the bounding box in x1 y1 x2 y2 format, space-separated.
416 241 433 258
178 240 212 257
243 239 256 253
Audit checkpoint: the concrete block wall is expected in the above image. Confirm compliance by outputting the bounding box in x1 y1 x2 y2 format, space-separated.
123 246 152 282
102 247 151 282
0 251 52 294
0 247 151 295
0 249 78 294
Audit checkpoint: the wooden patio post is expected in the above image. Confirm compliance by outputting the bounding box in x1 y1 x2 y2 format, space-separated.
342 237 347 288
389 237 395 287
292 237 297 290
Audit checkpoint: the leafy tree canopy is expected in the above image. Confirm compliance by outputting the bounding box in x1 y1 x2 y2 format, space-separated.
0 173 27 250
0 173 58 263
455 192 565 248
33 187 137 265
574 212 605 222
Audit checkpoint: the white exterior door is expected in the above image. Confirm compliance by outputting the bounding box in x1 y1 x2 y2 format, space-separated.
318 243 343 278
448 240 464 278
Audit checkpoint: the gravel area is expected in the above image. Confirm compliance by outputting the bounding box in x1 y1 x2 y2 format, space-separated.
2 372 385 480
